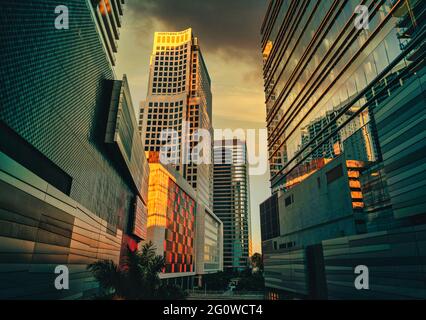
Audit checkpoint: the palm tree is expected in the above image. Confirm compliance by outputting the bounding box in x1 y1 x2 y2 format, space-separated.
87 259 126 299
88 241 172 299
250 253 264 272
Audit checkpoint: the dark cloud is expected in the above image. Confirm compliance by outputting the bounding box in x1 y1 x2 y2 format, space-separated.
127 0 267 60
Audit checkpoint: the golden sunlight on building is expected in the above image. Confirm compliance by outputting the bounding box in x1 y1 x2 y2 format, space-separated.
147 163 174 228
146 163 197 276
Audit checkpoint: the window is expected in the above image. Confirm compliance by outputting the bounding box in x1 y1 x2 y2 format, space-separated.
326 164 343 184
285 194 294 207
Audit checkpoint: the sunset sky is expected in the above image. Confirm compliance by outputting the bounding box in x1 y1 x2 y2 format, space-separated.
115 0 270 254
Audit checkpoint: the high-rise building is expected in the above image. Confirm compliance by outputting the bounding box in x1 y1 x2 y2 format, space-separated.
138 28 220 286
0 0 149 299
213 139 251 271
260 0 426 299
146 163 196 288
139 28 213 209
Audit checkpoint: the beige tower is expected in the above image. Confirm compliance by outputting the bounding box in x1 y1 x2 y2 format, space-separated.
139 28 213 209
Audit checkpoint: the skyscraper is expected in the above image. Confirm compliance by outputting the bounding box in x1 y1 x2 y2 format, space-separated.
139 29 223 285
139 28 213 209
0 0 149 299
260 0 426 299
213 139 251 271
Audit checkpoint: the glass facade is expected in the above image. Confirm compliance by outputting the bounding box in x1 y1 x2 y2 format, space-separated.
0 0 131 230
213 139 251 271
203 211 221 271
105 76 150 241
93 0 125 66
194 204 223 276
0 0 151 299
262 0 425 194
260 0 426 299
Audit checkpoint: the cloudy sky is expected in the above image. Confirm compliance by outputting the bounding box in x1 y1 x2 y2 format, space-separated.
115 0 270 254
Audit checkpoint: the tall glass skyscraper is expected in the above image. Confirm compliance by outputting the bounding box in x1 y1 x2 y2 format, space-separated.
0 0 149 299
213 139 251 271
260 0 425 299
139 28 213 209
